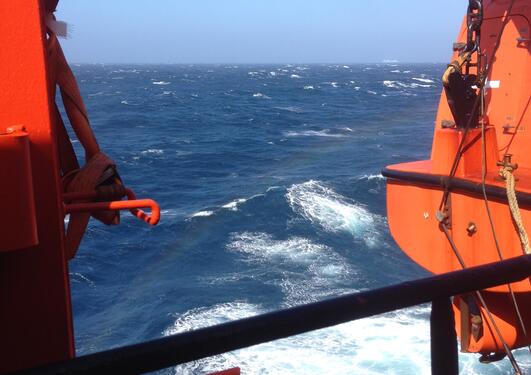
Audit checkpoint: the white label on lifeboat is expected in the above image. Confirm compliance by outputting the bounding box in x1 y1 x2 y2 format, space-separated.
485 80 500 89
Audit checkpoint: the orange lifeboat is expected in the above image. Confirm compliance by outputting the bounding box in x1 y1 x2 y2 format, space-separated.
384 0 530 359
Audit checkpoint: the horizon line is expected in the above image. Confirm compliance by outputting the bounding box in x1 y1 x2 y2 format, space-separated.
69 61 447 65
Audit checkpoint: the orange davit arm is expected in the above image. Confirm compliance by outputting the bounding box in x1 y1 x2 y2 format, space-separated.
0 0 74 372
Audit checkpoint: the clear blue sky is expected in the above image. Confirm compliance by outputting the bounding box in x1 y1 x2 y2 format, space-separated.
57 1 467 64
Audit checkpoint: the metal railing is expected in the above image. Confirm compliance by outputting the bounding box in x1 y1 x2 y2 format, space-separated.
16 254 531 375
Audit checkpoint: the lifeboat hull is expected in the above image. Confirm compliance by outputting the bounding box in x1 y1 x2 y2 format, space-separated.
384 161 531 353
384 0 531 355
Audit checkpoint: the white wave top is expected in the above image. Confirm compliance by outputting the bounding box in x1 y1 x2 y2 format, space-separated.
383 80 406 89
222 198 247 211
269 71 277 76
303 85 314 90
227 232 332 265
383 80 434 89
189 194 263 219
253 93 271 99
410 83 433 88
152 81 170 85
412 77 435 83
141 149 164 155
164 302 438 375
358 173 384 181
286 180 381 246
164 303 260 337
284 130 344 138
190 210 214 218
284 128 352 138
228 231 354 305
111 68 141 74
290 74 302 79
160 209 181 217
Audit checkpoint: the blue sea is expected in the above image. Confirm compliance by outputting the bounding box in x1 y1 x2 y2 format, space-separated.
67 64 530 374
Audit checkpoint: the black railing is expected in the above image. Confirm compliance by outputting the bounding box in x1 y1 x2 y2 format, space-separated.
17 254 531 375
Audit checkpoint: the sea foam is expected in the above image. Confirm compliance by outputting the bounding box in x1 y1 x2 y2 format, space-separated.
227 232 331 265
190 210 214 218
286 180 382 247
164 302 439 375
284 130 345 138
412 77 434 83
253 93 271 99
222 198 247 211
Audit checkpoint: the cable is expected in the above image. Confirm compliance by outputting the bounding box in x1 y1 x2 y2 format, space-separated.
479 78 530 353
438 0 516 211
437 1 525 372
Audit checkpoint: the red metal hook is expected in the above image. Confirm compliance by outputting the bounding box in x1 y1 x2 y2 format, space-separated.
63 188 160 225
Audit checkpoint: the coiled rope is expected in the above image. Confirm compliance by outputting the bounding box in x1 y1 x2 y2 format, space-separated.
46 1 124 259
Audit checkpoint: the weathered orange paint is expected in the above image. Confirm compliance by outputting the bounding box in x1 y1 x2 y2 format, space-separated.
0 0 74 372
453 292 531 354
0 127 38 252
385 0 531 354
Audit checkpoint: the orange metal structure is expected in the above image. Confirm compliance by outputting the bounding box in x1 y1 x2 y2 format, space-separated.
0 1 160 373
0 126 38 252
64 188 161 226
0 2 74 372
384 0 531 356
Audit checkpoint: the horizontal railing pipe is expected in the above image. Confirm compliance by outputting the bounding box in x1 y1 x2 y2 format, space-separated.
17 254 531 375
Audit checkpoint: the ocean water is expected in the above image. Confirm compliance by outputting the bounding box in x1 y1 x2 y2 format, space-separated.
67 64 530 374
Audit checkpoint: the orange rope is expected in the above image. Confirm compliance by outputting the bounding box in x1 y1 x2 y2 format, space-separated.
47 25 123 259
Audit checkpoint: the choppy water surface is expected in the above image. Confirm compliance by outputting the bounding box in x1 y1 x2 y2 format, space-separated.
68 64 530 374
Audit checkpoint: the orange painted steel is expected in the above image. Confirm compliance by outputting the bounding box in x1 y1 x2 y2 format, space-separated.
385 0 531 355
0 0 74 373
0 126 38 252
64 188 161 226
0 0 161 373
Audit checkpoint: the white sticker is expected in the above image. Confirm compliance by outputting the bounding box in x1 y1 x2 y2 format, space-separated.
485 80 500 89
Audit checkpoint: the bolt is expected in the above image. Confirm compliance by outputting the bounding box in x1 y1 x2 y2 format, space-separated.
497 153 518 171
